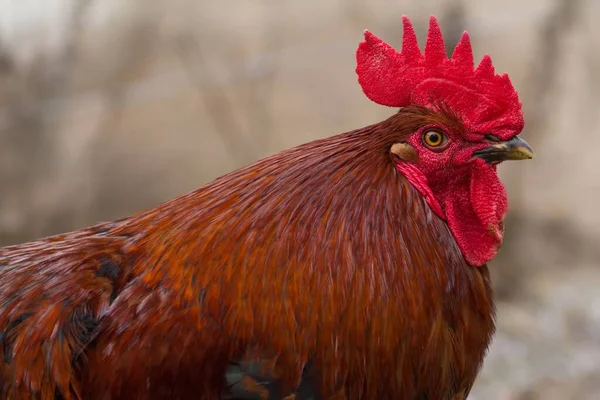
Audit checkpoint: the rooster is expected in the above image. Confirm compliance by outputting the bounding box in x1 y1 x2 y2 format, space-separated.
0 15 533 400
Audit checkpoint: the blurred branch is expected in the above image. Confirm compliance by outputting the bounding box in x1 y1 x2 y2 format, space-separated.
72 10 161 226
175 33 247 163
0 40 12 74
522 0 581 140
33 0 162 234
42 0 94 100
0 0 95 244
175 0 282 166
244 0 283 151
442 0 466 57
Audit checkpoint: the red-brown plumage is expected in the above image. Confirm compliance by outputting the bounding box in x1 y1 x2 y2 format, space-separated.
0 107 496 399
0 14 532 400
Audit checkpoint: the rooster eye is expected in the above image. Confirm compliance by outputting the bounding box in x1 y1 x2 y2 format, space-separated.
422 129 447 148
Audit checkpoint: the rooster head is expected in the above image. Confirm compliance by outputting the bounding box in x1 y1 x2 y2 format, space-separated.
355 15 534 267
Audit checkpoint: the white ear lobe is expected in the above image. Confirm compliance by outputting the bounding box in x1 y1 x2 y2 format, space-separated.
390 142 419 162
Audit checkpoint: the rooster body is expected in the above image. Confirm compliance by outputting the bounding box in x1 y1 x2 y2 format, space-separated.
0 16 532 400
0 116 493 399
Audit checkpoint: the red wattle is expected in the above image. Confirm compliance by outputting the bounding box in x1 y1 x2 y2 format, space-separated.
396 159 507 267
469 162 507 243
394 163 445 220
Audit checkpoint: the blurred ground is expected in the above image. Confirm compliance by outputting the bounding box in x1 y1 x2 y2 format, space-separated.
0 0 598 398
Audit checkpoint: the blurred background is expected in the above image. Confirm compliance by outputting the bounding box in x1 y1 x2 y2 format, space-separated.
0 0 598 398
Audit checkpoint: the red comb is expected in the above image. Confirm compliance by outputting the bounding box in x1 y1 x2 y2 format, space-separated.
356 15 524 139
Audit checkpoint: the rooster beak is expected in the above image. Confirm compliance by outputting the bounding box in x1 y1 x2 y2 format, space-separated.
472 136 535 163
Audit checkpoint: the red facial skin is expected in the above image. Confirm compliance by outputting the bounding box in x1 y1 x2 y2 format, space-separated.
395 122 509 267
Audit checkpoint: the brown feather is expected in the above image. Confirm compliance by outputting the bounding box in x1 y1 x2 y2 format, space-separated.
0 106 495 399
